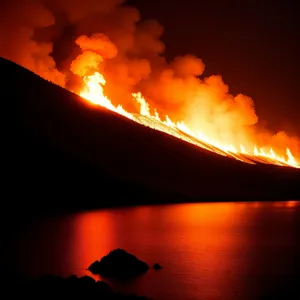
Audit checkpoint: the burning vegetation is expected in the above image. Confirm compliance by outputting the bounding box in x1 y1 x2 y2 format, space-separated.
1 0 299 168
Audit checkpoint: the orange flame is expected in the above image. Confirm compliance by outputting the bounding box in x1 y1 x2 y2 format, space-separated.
77 70 299 169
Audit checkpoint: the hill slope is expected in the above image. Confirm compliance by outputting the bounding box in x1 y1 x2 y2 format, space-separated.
4 57 299 215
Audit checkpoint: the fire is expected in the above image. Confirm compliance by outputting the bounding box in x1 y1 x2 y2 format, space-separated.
80 72 135 121
78 70 299 169
1 0 299 170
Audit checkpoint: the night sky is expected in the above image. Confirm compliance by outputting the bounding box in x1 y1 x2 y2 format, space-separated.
127 0 300 136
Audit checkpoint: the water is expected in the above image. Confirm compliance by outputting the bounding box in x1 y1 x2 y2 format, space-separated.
7 201 300 300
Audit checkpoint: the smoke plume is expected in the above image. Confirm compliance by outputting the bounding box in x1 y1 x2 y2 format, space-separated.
1 0 299 157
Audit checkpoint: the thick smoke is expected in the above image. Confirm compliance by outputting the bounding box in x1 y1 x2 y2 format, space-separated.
0 0 299 156
0 1 65 85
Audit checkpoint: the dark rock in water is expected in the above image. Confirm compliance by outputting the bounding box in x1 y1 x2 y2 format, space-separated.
88 260 102 273
153 263 162 270
88 249 149 278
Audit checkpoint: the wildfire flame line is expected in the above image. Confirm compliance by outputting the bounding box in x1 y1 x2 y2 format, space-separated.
78 71 299 169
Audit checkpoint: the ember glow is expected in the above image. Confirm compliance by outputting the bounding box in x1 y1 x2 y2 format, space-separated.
72 49 299 168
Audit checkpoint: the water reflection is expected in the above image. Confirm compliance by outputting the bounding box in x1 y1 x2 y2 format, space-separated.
274 200 299 208
163 203 246 300
73 211 116 274
9 201 300 300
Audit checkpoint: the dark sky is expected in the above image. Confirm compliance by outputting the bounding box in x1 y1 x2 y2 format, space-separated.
127 0 300 136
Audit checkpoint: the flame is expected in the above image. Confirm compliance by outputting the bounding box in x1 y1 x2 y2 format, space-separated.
80 72 135 121
77 70 299 169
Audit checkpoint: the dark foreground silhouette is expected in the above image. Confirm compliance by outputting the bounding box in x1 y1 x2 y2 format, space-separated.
7 250 154 299
7 274 148 300
2 56 299 222
88 249 149 278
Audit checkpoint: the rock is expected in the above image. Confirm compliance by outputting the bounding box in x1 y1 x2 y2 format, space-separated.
88 260 101 273
153 263 162 270
88 249 149 279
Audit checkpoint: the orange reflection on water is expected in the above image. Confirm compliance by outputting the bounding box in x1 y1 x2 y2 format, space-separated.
71 210 116 276
129 205 153 224
272 200 300 208
169 202 242 224
162 203 245 300
285 201 299 208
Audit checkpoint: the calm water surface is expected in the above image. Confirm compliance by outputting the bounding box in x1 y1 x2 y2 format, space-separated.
8 201 300 300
